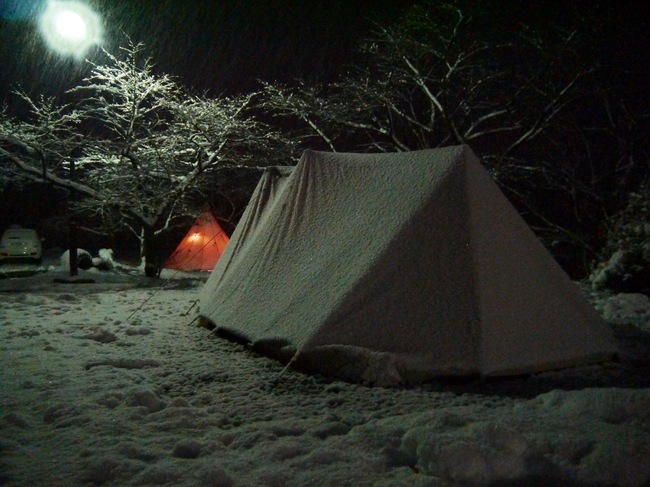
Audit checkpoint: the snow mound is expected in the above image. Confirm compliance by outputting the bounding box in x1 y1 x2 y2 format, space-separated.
395 388 650 486
295 345 404 386
601 293 650 324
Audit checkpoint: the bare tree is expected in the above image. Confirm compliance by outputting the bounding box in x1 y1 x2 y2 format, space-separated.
260 1 648 275
0 41 294 276
262 3 595 156
0 94 82 184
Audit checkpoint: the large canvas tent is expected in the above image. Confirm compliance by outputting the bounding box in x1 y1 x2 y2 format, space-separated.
165 210 229 272
200 146 617 384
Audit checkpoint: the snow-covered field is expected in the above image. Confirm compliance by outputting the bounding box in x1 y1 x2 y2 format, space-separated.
1 259 649 486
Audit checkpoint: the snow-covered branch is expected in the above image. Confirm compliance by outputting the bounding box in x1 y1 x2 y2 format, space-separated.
1 41 294 276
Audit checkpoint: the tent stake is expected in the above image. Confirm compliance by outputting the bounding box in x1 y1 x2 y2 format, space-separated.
274 348 302 384
186 314 201 327
183 299 199 316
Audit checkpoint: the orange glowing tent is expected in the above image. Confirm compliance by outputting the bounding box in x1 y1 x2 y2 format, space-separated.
164 211 229 272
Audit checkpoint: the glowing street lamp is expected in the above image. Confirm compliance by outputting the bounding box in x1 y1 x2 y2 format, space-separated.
56 11 87 39
37 1 102 277
38 0 102 59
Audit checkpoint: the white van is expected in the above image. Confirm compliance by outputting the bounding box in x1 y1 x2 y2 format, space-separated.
0 226 43 264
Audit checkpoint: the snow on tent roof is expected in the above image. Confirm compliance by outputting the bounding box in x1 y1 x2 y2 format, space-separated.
199 146 617 385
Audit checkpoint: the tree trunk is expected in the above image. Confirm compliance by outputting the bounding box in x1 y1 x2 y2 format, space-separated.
69 219 78 277
140 226 161 278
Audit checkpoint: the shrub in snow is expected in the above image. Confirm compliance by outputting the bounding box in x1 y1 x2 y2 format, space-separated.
601 293 650 322
60 248 93 270
590 181 650 293
92 248 115 271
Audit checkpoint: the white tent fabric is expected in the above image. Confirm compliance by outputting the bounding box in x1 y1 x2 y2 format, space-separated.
200 146 617 384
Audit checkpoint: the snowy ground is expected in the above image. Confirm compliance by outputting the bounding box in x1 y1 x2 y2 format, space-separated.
1 257 649 486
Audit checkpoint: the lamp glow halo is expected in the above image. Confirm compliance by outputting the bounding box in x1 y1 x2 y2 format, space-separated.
39 1 102 59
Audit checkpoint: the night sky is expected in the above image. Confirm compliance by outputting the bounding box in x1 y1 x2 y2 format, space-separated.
0 0 418 101
1 1 649 101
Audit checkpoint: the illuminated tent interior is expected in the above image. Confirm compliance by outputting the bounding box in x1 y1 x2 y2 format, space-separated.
165 210 229 272
199 146 617 384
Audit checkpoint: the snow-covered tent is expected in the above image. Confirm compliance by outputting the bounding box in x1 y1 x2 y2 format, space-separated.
199 146 617 384
165 210 229 272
